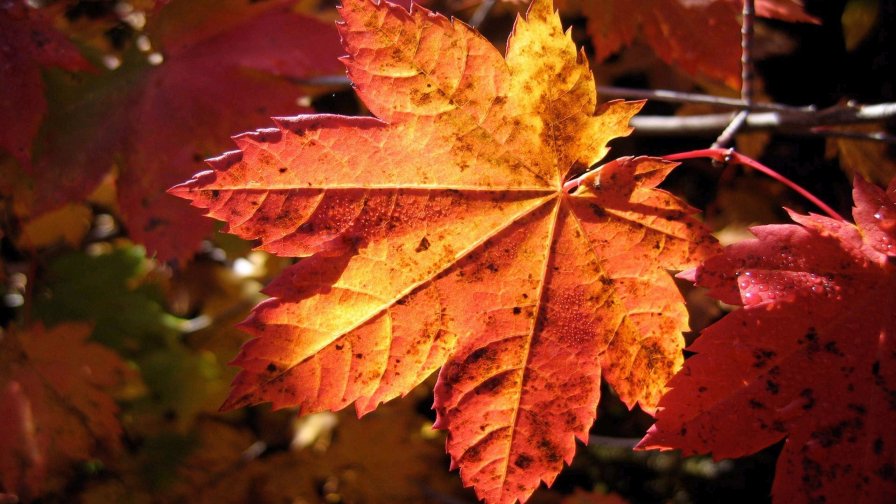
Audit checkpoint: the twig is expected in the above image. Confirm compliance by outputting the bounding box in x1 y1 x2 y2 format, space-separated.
598 86 807 111
712 109 749 149
288 75 895 142
629 102 896 139
664 148 847 222
713 0 755 148
740 0 755 106
468 0 496 28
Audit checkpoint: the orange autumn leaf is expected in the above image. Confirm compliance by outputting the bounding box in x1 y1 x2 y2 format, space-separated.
0 323 132 499
170 0 718 502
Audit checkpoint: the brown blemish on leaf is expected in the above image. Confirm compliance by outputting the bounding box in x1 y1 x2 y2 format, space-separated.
514 454 533 469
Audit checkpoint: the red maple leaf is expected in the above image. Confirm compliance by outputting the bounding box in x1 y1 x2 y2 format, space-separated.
756 0 820 24
557 0 818 88
639 176 896 503
26 0 344 261
171 0 719 502
0 0 90 166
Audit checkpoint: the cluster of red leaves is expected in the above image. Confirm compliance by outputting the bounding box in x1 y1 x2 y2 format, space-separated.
0 0 91 166
555 0 818 88
0 0 344 261
642 177 896 503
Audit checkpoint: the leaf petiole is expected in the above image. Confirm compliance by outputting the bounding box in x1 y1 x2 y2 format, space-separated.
562 166 602 193
663 148 848 222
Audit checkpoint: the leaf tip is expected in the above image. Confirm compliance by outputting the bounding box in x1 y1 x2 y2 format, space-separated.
219 391 251 413
675 268 698 283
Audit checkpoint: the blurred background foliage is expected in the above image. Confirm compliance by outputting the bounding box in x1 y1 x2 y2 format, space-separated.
0 0 893 502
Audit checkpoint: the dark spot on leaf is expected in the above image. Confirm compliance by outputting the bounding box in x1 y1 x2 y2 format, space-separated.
514 454 533 469
354 353 364 359
766 380 780 395
537 439 562 464
752 348 776 368
847 403 866 415
813 417 863 448
874 437 884 455
144 217 165 232
416 236 431 252
823 341 844 356
800 388 815 410
467 347 493 364
266 363 277 373
278 166 287 173
749 399 765 409
801 457 824 492
486 263 498 273
513 307 522 315
801 327 820 354
335 343 344 350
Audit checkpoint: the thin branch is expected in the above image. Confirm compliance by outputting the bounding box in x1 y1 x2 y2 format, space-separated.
740 0 755 106
288 75 895 142
713 0 754 148
598 86 808 111
629 102 896 139
712 109 749 149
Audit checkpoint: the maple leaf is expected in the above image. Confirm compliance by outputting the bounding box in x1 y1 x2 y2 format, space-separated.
0 323 132 499
26 0 344 261
755 0 820 24
171 0 718 502
0 0 90 166
638 176 896 503
556 0 818 88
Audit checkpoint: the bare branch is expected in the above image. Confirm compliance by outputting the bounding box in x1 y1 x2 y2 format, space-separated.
289 75 894 143
714 0 755 148
630 102 896 142
741 0 755 106
598 86 807 111
713 109 750 149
